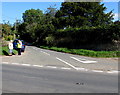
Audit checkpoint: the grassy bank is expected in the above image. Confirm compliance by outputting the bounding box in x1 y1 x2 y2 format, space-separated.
0 46 18 55
40 46 120 58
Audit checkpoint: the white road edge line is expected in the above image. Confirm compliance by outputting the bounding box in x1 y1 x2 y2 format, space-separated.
32 65 44 67
107 71 119 73
92 70 104 73
76 68 88 71
2 62 9 64
46 66 57 69
56 57 77 70
61 67 71 70
21 64 31 66
71 56 97 63
11 63 20 65
41 51 50 56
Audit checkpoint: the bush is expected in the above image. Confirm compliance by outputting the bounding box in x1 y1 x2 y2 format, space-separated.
4 35 14 41
52 24 120 50
0 46 18 55
45 35 55 46
40 46 120 57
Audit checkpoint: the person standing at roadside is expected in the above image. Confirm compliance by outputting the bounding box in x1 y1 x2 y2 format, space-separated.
8 40 13 56
17 40 22 55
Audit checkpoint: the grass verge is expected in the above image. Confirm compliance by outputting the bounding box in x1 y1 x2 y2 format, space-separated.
40 46 120 58
0 46 18 55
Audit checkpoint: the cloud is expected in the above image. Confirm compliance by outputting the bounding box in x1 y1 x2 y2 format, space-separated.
113 13 120 20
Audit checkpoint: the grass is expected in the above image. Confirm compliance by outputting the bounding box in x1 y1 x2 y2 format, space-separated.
40 46 120 58
0 46 18 55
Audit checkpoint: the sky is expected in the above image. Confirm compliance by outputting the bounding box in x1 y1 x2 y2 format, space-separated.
1 1 119 25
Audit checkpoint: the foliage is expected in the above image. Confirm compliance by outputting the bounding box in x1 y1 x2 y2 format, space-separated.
23 9 44 24
45 35 55 46
40 46 120 57
18 8 57 45
0 46 17 55
55 2 114 28
4 35 14 41
51 24 120 49
1 23 14 40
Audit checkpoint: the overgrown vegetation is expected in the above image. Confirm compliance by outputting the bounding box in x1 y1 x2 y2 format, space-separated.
40 46 120 57
0 46 18 55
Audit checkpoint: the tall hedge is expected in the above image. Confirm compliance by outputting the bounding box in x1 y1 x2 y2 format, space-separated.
52 24 120 49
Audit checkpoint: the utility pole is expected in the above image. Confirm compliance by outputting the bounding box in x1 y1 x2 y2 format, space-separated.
14 18 17 40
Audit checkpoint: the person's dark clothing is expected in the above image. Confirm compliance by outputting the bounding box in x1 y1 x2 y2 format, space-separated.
18 48 21 55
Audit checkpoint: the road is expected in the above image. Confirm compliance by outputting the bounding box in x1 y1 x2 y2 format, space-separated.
2 64 118 93
1 46 119 93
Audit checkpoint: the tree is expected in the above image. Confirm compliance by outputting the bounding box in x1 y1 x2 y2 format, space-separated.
55 2 114 28
19 9 45 43
23 9 44 24
19 8 56 44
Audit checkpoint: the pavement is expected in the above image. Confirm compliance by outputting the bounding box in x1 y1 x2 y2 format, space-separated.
1 46 119 74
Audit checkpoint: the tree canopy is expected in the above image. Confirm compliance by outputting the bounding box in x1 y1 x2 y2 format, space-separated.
55 2 114 28
23 9 44 24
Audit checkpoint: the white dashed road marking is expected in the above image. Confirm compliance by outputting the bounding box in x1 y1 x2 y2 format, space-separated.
32 65 43 67
46 66 57 69
107 71 119 74
40 51 50 56
76 68 88 71
92 70 104 73
2 62 9 64
2 61 119 74
21 64 31 66
61 67 71 70
11 63 20 65
71 57 97 63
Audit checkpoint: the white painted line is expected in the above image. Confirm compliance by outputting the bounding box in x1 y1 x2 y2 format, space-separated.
2 62 9 64
21 64 31 66
56 57 77 70
46 66 57 69
107 71 119 73
11 63 20 65
92 70 104 73
61 67 71 70
71 57 97 63
32 65 43 67
107 72 114 74
76 68 88 71
41 51 50 56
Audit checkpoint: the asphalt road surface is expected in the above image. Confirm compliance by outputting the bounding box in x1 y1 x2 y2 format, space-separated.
1 46 119 93
2 64 118 93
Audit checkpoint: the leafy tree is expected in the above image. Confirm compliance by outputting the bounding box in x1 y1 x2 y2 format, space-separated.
2 23 11 36
55 2 114 28
19 8 56 44
23 9 44 24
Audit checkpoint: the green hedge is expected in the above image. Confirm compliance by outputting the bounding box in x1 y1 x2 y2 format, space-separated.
52 25 120 49
40 46 120 58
